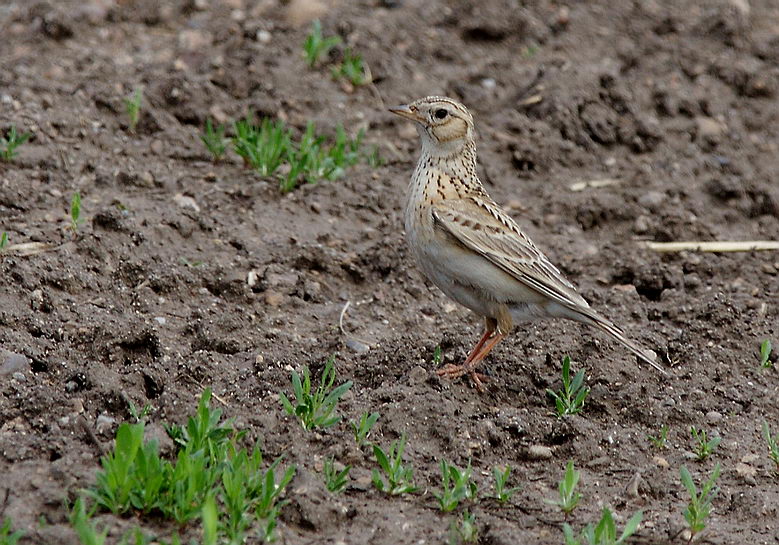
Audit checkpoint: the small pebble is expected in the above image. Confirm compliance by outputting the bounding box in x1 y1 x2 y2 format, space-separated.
154 316 167 326
653 456 669 468
345 339 370 353
408 365 428 384
527 445 553 460
264 291 284 307
705 410 723 423
95 414 116 435
638 191 666 211
1 351 30 375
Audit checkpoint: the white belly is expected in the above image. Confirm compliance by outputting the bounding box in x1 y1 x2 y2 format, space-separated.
405 206 548 323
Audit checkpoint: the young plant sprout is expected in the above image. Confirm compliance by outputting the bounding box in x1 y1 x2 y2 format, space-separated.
547 356 589 417
303 20 341 67
546 460 582 516
279 356 353 431
0 126 31 161
371 434 418 495
680 464 720 539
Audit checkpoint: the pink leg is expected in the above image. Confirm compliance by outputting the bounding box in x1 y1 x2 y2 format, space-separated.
437 329 507 392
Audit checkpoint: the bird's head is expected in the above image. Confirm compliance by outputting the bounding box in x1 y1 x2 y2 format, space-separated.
389 96 474 156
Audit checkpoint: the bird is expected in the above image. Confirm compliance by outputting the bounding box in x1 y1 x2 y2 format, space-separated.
389 96 666 391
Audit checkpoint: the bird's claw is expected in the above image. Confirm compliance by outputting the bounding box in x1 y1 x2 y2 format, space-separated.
436 364 488 392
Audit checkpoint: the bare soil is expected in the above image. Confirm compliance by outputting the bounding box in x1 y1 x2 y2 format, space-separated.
2 0 779 543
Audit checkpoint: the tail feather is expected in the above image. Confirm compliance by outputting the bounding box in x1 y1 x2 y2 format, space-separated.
573 308 667 375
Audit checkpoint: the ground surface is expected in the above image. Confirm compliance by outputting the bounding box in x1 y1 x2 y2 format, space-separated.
1 0 779 543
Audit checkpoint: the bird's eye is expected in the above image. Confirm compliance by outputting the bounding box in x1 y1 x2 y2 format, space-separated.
434 108 449 120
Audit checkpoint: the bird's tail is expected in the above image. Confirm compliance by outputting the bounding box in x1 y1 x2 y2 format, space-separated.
576 309 667 375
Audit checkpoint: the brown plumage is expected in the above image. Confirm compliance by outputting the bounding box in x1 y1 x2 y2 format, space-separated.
390 96 665 390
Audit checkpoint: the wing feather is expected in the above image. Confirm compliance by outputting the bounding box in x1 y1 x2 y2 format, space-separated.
431 197 589 310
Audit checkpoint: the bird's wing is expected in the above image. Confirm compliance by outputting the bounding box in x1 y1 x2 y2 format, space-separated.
431 196 589 310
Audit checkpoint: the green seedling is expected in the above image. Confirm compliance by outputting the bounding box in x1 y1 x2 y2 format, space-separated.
231 116 375 192
201 494 218 545
0 518 24 545
491 465 520 503
279 356 353 431
303 20 341 67
281 124 363 192
563 507 642 545
546 356 589 417
546 460 582 516
118 527 151 545
522 43 540 58
365 144 383 168
70 191 84 233
233 117 291 176
128 400 152 424
124 88 143 132
647 425 669 449
323 456 350 493
200 119 229 163
70 498 108 545
690 426 720 461
0 232 7 252
371 434 418 495
680 463 720 539
434 459 478 512
448 510 478 545
349 411 379 446
332 49 371 86
0 126 31 162
84 389 295 543
760 339 773 368
432 345 443 365
762 420 779 471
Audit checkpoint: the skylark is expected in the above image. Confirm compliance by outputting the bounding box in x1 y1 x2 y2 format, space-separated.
390 96 665 390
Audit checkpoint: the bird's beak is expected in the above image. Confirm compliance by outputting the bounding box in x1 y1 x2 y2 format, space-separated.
389 104 424 123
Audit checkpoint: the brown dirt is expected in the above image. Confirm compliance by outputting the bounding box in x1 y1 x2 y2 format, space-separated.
2 0 779 543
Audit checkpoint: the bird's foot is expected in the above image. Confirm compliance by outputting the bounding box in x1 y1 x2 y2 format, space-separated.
436 364 489 392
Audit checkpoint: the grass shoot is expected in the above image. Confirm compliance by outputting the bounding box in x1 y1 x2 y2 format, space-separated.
546 356 589 417
124 88 143 132
491 465 521 503
303 20 341 67
680 463 720 539
433 459 478 512
80 389 295 543
332 49 371 86
762 420 779 471
647 425 669 449
0 518 24 545
349 411 379 447
371 434 418 495
760 339 773 368
70 191 84 234
279 356 353 431
563 507 642 545
322 456 350 493
201 119 229 163
546 460 582 516
690 426 720 461
0 126 31 162
448 510 478 544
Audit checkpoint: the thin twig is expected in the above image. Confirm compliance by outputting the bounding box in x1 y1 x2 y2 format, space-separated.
646 241 779 253
569 178 622 192
339 300 372 350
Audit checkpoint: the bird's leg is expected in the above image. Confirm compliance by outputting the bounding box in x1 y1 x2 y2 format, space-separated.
437 317 500 391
